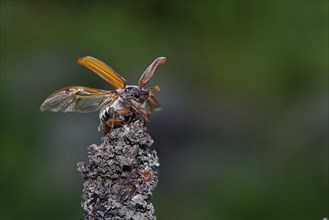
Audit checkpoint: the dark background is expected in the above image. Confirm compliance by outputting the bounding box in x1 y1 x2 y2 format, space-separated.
1 1 328 220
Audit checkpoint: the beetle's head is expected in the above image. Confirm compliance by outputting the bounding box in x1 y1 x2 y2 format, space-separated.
124 85 149 102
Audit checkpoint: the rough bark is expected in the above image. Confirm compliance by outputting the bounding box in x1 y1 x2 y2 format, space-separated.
77 120 159 220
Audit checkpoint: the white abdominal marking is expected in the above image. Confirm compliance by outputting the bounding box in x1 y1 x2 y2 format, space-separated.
99 99 125 122
99 106 111 121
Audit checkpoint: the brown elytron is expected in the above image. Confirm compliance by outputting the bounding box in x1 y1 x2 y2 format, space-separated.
40 56 166 134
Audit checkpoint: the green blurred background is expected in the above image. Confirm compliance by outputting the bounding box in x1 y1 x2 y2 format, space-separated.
1 1 328 220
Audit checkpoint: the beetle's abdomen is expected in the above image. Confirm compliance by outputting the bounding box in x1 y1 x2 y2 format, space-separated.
99 106 113 123
99 99 135 132
99 99 122 123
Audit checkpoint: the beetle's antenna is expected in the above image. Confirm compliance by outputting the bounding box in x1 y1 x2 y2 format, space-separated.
148 85 161 93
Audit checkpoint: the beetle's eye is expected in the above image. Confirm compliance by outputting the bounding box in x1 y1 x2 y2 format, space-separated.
141 93 148 99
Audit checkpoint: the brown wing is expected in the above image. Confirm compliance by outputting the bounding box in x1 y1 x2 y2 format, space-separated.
138 57 166 88
145 94 161 113
40 86 114 113
78 56 126 89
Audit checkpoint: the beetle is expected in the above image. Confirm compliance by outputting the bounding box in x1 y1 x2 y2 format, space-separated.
40 56 166 134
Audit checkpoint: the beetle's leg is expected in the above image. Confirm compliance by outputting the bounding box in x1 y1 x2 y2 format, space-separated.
131 105 149 123
105 119 124 127
103 108 133 134
115 108 132 117
115 108 133 123
110 110 116 129
104 119 124 134
104 118 124 135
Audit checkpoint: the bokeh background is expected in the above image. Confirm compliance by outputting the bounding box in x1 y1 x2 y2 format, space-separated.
1 1 328 220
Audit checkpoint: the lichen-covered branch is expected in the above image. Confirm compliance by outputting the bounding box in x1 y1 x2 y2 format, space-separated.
77 120 159 220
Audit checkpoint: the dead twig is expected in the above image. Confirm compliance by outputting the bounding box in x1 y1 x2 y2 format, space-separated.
77 120 159 220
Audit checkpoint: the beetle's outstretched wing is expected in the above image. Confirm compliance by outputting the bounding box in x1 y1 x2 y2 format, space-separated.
40 86 114 113
145 94 161 113
78 56 126 89
138 57 166 88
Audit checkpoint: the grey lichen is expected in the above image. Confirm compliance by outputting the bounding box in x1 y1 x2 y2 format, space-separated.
77 120 159 220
